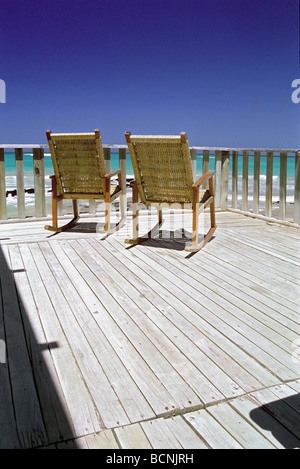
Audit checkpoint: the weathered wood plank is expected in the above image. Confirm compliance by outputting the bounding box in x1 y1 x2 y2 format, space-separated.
115 423 152 449
184 408 242 449
38 240 155 424
85 238 226 403
0 250 20 448
140 419 183 449
8 244 75 445
249 386 300 440
0 211 298 448
197 247 299 323
85 429 119 449
0 245 47 448
206 236 300 314
219 229 300 277
108 236 280 390
130 239 298 381
207 402 276 448
185 253 299 343
68 239 202 410
53 240 179 416
18 243 102 438
230 394 300 449
29 242 130 429
162 415 208 449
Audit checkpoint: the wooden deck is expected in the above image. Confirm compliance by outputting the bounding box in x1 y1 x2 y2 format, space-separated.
0 210 299 449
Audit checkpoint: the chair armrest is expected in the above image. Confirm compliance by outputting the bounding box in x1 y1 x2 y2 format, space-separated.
104 168 123 196
192 172 214 188
104 168 122 179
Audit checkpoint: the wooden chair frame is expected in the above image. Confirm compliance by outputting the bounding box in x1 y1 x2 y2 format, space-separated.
125 132 216 252
45 129 125 234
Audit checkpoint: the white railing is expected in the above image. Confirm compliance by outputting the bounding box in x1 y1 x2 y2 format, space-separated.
0 144 299 226
191 147 300 226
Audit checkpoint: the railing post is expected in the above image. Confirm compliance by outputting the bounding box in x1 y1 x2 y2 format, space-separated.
294 151 300 224
202 150 210 189
89 200 96 214
214 150 222 208
0 149 7 220
15 148 25 219
265 151 273 217
231 150 238 209
103 147 111 174
190 148 197 179
253 150 261 214
279 151 287 221
242 151 249 211
33 148 46 217
119 147 127 219
220 151 229 210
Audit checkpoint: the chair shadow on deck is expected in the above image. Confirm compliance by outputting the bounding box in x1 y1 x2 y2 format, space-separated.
249 394 300 449
125 228 216 254
0 245 78 449
45 220 123 240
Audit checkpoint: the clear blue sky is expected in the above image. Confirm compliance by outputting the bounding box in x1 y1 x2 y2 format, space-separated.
0 0 299 147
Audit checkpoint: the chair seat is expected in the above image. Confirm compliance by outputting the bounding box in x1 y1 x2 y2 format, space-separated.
143 189 210 206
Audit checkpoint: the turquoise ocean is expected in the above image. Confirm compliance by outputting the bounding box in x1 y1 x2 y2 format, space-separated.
2 150 296 217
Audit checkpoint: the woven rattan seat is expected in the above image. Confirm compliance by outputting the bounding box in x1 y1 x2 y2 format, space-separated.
45 129 125 233
125 132 216 252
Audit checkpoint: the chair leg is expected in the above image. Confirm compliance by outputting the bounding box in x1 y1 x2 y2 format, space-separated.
73 199 78 219
125 180 163 245
185 193 216 253
191 196 199 249
105 201 110 231
125 181 139 244
51 175 58 228
98 176 126 237
125 204 164 245
44 178 79 232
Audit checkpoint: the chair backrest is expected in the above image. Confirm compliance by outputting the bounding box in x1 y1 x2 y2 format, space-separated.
46 129 106 197
125 132 194 205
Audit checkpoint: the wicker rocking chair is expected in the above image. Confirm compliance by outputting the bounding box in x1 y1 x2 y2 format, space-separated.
125 131 216 252
45 129 125 233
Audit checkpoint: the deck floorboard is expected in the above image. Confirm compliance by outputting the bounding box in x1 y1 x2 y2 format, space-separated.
0 211 299 449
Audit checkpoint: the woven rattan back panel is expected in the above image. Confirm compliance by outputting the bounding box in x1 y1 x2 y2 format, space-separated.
49 133 106 196
127 135 194 204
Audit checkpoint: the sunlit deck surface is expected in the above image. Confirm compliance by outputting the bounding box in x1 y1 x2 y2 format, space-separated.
0 210 299 449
